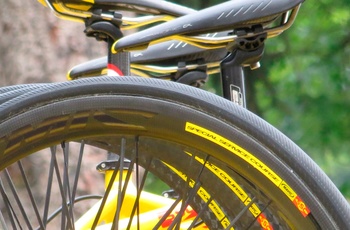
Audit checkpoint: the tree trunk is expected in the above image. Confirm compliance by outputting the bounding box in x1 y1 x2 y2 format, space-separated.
0 0 105 86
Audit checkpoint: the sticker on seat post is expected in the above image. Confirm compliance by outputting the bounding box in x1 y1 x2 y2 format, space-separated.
230 84 243 106
185 122 311 218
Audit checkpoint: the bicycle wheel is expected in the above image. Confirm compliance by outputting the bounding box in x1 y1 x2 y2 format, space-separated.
0 76 349 229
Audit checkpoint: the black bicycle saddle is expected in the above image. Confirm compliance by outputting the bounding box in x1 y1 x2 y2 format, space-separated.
40 0 197 19
113 0 304 52
93 0 197 16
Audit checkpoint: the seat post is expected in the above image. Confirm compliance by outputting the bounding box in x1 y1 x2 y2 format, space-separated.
220 44 264 108
84 10 130 76
107 38 131 76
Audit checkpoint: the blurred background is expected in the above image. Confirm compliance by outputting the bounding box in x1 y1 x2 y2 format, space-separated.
0 0 349 199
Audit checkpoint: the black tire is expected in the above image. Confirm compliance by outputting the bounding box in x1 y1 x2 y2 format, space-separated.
0 83 50 104
0 76 349 229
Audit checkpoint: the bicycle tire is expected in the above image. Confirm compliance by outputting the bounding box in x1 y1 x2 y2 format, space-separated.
0 83 48 94
0 83 50 105
0 76 349 229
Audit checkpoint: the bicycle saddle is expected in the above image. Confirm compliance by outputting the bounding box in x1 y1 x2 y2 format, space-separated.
113 0 304 52
92 0 196 16
39 0 196 21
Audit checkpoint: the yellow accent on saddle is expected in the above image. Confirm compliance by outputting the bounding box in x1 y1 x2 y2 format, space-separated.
37 0 47 7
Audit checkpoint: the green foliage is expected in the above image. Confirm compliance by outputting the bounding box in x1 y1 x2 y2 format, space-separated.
256 1 350 197
143 173 170 194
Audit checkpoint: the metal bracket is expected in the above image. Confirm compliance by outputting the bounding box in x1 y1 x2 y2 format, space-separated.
84 10 123 41
96 159 131 172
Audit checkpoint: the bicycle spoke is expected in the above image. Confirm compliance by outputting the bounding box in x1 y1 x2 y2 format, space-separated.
134 136 141 230
3 169 32 229
129 169 153 227
246 199 273 229
18 161 45 229
170 174 203 229
51 147 74 230
90 142 123 229
68 141 85 228
170 155 208 230
71 141 85 205
0 177 18 229
153 196 182 230
45 195 102 224
0 205 8 230
61 142 75 229
42 146 56 228
126 166 150 229
225 197 257 230
112 150 136 228
61 144 67 229
113 138 126 230
187 197 213 229
171 182 202 230
126 154 152 229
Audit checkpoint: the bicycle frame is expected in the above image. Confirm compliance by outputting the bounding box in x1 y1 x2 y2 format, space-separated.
75 166 207 229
